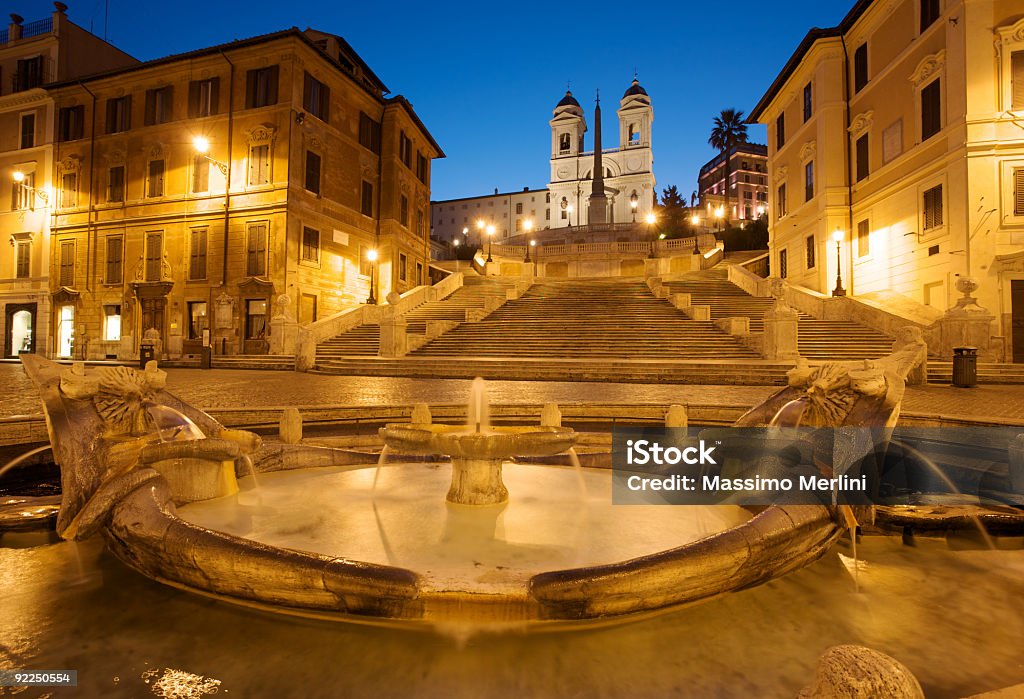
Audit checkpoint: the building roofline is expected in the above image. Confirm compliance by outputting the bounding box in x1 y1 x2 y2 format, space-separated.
431 188 548 205
698 142 768 175
747 0 874 122
385 95 445 158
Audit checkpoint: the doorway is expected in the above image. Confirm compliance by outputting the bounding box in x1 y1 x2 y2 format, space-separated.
57 304 74 358
1012 280 1024 363
243 298 269 354
4 303 36 357
299 294 317 325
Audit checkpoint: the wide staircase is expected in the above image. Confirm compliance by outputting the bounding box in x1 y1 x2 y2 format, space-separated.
314 274 516 363
664 267 894 360
410 277 758 360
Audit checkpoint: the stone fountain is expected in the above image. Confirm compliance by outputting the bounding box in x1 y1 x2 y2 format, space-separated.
15 336 936 625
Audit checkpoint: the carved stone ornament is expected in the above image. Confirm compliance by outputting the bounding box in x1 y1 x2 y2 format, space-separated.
909 50 946 87
149 143 165 159
848 110 874 136
59 362 169 436
798 141 817 163
773 165 789 184
996 17 1024 46
59 155 81 173
107 149 126 166
248 123 277 146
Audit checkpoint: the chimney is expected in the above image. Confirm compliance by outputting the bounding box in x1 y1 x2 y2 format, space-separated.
52 3 67 35
8 14 24 42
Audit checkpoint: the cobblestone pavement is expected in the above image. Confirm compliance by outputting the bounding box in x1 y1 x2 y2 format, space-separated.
2 364 1023 422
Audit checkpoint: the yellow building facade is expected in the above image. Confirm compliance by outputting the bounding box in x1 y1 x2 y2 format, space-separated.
46 27 441 360
0 4 134 358
751 0 1024 361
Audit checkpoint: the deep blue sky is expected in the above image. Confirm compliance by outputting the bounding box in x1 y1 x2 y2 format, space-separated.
23 0 853 200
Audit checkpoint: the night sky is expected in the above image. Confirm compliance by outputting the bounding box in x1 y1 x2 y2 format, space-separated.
19 0 853 200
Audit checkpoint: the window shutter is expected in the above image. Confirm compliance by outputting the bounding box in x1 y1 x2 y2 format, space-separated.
105 99 116 134
267 65 279 105
188 81 199 118
320 83 330 124
1014 169 1024 216
245 69 257 108
144 90 156 125
921 80 941 140
209 77 220 116
1013 52 1024 111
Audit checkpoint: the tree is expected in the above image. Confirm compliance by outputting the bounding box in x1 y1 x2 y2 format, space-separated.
654 185 689 238
708 109 748 226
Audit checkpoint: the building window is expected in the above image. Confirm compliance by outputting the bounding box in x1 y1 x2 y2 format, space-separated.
192 155 209 193
301 226 320 263
856 134 869 182
188 78 219 118
58 106 84 142
20 113 35 149
920 0 940 32
105 96 131 134
515 218 522 232
305 151 321 195
188 302 208 341
245 299 267 340
559 133 571 152
303 72 330 122
1013 52 1024 111
60 172 77 209
857 219 870 257
776 113 785 149
59 240 74 287
805 235 815 269
804 161 814 202
416 210 424 237
144 86 173 125
248 144 270 185
923 185 943 230
246 222 268 276
103 305 122 342
399 252 407 281
921 79 941 141
189 228 207 280
399 132 412 168
14 56 44 91
777 183 787 216
778 249 788 279
108 166 125 203
12 172 35 210
400 195 409 227
854 43 869 93
106 235 123 284
416 153 428 183
359 112 381 153
15 241 30 279
803 82 812 122
515 202 523 214
147 160 164 198
416 262 423 284
245 66 279 108
145 232 162 281
361 181 374 216
1015 168 1024 216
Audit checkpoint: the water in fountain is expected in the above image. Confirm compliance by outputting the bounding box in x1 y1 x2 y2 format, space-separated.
239 454 259 490
0 444 52 482
467 377 490 434
566 448 587 498
371 445 391 492
144 404 206 443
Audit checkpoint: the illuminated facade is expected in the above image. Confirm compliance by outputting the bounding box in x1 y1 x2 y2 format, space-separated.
45 27 441 360
750 0 1024 361
0 4 134 358
697 142 769 222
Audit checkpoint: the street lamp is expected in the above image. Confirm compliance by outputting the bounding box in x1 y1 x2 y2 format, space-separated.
523 219 534 261
366 248 378 305
630 191 639 223
12 170 48 206
832 229 846 297
567 203 574 229
486 224 495 263
645 212 656 237
192 136 228 176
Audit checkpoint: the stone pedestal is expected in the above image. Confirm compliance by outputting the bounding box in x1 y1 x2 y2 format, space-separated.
665 404 688 428
448 458 508 506
279 407 302 444
269 316 298 355
764 304 800 360
933 278 1002 361
379 316 408 357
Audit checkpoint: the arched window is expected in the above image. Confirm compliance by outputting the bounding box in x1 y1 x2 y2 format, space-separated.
559 133 571 152
629 123 640 143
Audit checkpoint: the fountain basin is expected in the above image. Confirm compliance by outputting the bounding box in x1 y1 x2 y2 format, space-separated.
380 424 577 505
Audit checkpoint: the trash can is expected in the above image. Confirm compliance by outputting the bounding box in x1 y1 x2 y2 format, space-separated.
200 346 212 369
952 346 978 388
139 344 155 368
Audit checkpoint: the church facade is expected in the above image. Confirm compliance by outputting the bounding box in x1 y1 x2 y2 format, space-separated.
430 79 656 243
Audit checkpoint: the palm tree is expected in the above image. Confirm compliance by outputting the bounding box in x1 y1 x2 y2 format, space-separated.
708 109 748 226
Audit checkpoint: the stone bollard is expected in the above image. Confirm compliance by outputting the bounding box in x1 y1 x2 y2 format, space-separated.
764 305 800 360
685 305 711 321
411 403 433 425
379 315 408 357
279 407 302 444
798 645 924 699
665 404 688 428
540 403 562 427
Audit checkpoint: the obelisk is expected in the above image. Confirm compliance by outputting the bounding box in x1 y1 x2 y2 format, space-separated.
588 90 608 226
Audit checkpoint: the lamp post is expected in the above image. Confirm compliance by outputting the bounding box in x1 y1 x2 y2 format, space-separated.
452 237 460 271
832 229 846 297
529 239 537 271
630 191 638 223
523 219 534 261
486 224 495 263
567 203 574 229
12 170 49 207
192 136 228 176
475 219 485 248
366 248 378 305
